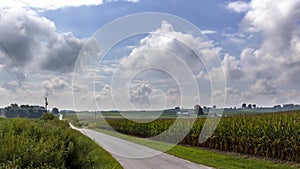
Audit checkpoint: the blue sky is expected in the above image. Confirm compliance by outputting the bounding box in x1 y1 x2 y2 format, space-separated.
42 0 243 38
41 0 246 57
0 0 299 110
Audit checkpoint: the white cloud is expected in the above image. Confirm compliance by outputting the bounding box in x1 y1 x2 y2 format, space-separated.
0 9 86 74
42 77 70 97
0 0 140 11
129 83 152 107
97 84 111 98
118 21 220 78
107 21 225 109
226 1 250 13
0 0 104 11
201 30 217 35
0 9 91 109
222 0 300 107
222 54 243 80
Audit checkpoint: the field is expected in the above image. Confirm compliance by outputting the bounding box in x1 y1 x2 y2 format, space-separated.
0 116 122 169
69 110 300 163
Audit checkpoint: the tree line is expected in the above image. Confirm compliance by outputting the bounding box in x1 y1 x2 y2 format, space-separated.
3 103 59 118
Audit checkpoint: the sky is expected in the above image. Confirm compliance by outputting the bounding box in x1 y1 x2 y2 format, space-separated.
0 0 299 110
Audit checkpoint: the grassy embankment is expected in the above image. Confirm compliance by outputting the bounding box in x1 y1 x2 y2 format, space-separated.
0 115 122 169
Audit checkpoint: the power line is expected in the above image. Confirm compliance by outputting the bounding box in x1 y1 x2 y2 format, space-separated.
0 40 40 103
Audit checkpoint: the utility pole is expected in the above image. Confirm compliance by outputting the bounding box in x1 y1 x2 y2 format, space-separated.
45 98 48 113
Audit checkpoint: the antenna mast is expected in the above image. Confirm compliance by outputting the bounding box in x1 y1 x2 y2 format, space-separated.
45 98 48 113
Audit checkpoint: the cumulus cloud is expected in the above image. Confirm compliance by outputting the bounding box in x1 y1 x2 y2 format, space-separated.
42 77 69 97
227 1 250 13
119 21 219 75
222 54 243 80
0 0 140 11
129 83 152 106
241 0 300 53
223 0 300 106
97 84 111 98
247 79 276 96
41 32 84 73
0 9 85 74
110 21 223 108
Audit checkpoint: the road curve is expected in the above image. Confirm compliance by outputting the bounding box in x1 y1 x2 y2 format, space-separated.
71 125 213 169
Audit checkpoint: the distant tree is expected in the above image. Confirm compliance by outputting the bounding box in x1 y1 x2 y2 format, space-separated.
194 105 204 116
273 105 281 111
174 106 180 110
52 107 59 114
253 104 256 109
242 103 247 109
247 104 252 109
4 104 44 118
20 105 30 108
213 105 217 109
11 103 18 108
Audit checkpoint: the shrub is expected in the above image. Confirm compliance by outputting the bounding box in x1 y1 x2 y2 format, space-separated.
0 118 122 169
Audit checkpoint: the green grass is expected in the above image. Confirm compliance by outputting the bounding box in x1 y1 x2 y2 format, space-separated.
94 128 298 169
0 118 122 169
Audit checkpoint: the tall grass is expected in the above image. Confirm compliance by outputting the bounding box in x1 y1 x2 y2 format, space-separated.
0 117 122 169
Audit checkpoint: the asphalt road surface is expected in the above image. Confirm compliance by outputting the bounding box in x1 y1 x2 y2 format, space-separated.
71 125 213 169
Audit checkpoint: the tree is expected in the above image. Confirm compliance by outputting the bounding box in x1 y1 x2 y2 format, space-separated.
52 107 59 114
20 105 30 108
213 105 217 109
242 103 247 109
247 104 252 109
11 103 18 108
194 105 204 116
253 104 256 109
273 105 281 111
4 104 44 118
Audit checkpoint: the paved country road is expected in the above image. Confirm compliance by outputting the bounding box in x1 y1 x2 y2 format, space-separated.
70 124 213 169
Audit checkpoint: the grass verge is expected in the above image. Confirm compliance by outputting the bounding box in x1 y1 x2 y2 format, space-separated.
93 128 299 169
0 118 122 169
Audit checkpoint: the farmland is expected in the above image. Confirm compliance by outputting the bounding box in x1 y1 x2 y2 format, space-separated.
0 115 122 169
73 110 300 163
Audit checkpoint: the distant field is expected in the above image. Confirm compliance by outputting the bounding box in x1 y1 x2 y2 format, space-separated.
65 108 282 128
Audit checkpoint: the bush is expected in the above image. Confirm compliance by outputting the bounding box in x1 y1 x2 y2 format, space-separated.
40 113 57 121
0 118 122 169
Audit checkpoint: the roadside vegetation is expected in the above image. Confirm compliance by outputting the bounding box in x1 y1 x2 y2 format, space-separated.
0 114 122 169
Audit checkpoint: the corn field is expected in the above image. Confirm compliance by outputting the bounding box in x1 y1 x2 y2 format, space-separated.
101 111 300 162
